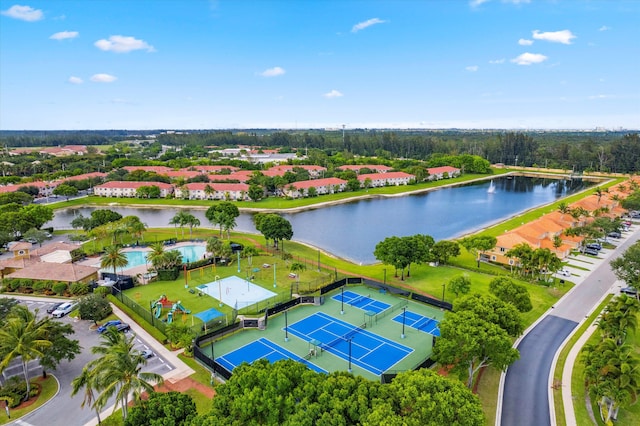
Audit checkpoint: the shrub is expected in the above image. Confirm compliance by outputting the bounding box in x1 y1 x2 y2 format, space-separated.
7 279 21 292
0 377 28 407
77 293 112 323
70 282 89 296
94 286 111 298
52 282 68 296
33 280 49 294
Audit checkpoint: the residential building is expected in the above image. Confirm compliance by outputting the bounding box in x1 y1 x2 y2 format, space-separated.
174 182 249 200
357 172 415 187
283 177 347 198
93 181 174 198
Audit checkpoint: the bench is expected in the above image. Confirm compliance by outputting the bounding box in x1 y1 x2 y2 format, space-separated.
262 263 271 268
288 273 297 279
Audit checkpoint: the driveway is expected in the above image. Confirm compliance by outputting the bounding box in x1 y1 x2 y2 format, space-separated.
500 225 640 426
4 297 178 426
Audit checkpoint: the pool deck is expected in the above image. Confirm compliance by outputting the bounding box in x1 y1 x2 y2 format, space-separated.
77 241 207 282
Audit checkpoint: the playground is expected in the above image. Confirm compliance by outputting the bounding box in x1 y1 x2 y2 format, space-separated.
151 295 192 324
203 285 445 381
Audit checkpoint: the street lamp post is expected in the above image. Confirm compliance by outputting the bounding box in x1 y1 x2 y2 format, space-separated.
347 338 353 373
273 263 277 288
340 287 344 315
216 275 222 307
441 283 446 302
237 250 241 273
285 311 289 342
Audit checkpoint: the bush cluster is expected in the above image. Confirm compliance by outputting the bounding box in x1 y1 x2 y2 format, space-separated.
0 377 38 408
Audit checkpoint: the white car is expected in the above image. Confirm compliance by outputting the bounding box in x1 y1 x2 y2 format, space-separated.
51 302 77 318
557 269 571 277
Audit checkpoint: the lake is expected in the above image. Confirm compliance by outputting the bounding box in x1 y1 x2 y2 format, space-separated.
47 176 595 264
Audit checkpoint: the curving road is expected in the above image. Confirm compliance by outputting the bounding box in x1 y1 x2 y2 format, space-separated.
500 227 640 426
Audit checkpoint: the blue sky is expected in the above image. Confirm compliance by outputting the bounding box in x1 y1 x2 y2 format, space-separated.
1 0 638 130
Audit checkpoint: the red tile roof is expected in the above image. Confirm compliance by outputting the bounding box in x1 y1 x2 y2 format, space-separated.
289 177 347 189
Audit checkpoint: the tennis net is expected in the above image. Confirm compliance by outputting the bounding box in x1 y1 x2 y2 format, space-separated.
374 299 408 323
349 294 369 306
321 323 367 351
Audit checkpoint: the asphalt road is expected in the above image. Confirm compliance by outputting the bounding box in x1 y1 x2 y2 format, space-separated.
5 297 174 426
500 228 640 426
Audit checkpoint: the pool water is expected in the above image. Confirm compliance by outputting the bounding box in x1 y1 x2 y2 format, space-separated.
124 245 206 268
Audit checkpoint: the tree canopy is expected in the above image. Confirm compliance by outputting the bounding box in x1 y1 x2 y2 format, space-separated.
253 213 293 250
489 277 533 312
610 240 640 289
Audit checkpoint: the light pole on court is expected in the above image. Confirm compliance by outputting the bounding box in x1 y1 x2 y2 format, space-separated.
284 310 289 342
273 263 277 288
401 307 406 339
340 287 344 315
347 338 353 373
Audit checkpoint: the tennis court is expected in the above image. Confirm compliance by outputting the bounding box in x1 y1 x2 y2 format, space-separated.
286 312 413 375
392 310 441 336
216 337 326 374
331 290 391 314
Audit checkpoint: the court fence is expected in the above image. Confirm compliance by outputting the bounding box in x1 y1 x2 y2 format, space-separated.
193 275 451 380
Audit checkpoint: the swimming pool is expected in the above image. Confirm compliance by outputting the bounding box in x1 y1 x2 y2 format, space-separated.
124 245 206 269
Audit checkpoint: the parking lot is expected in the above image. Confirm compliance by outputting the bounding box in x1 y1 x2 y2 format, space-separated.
6 297 176 426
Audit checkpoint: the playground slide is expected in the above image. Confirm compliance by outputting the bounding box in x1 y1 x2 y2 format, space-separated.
174 302 191 314
167 311 173 324
154 304 162 318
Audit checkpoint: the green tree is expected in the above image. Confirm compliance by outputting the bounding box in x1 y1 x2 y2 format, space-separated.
90 209 123 229
489 276 533 312
39 320 81 379
248 184 263 201
205 237 222 262
23 228 48 246
206 202 240 239
460 235 497 268
125 391 197 426
77 294 113 325
610 240 640 290
146 243 166 269
21 204 54 229
184 213 200 238
455 293 524 337
0 306 53 399
101 245 128 278
253 213 293 251
364 368 485 426
71 366 105 425
433 310 519 388
169 211 190 239
85 328 163 420
448 275 471 296
53 183 79 200
430 240 461 265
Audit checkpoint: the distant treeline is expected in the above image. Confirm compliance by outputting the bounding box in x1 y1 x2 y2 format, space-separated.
1 129 639 173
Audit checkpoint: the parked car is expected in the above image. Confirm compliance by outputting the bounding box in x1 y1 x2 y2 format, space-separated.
586 243 602 251
141 349 154 359
46 302 64 314
116 323 131 332
620 287 638 296
97 320 122 333
51 302 77 318
608 231 622 239
583 248 599 256
557 269 571 277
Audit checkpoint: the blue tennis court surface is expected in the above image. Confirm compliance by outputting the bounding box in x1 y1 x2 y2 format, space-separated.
286 312 412 375
331 290 391 314
392 310 441 336
216 338 326 374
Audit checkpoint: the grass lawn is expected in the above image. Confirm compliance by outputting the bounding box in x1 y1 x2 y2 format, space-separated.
0 376 58 426
475 367 501 426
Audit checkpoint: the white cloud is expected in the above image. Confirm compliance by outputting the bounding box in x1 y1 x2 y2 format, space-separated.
489 58 505 64
90 73 117 83
260 66 286 77
50 31 79 40
1 4 43 21
599 26 610 32
94 35 155 53
469 0 490 7
511 52 548 65
518 38 533 46
532 29 576 44
351 18 386 33
323 90 343 98
68 76 83 84
466 65 479 72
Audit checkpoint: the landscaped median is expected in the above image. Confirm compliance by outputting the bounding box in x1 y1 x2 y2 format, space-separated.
0 375 58 426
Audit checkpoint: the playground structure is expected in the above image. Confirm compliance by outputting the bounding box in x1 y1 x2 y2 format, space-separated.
152 295 191 324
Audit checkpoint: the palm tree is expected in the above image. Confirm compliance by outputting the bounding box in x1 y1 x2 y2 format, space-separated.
86 328 163 420
169 211 189 239
242 245 260 267
206 237 222 261
146 243 166 270
71 366 104 425
125 216 147 243
101 245 128 279
557 202 571 220
163 250 183 269
0 306 53 400
184 214 200 238
204 184 214 200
